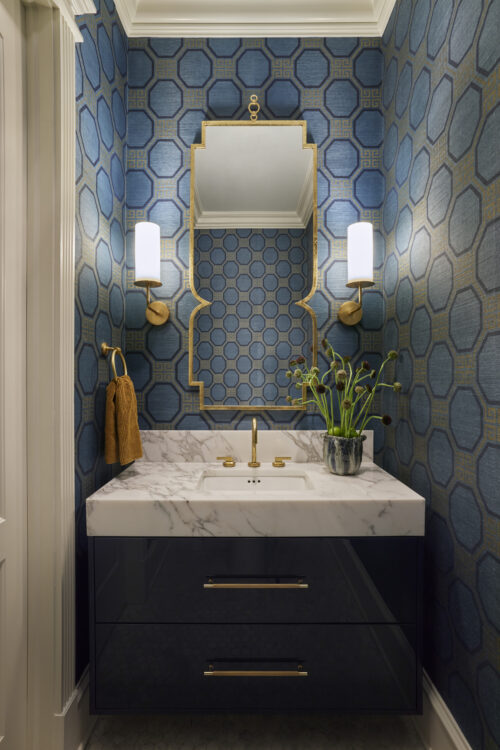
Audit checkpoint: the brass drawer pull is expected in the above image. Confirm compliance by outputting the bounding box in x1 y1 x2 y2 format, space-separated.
204 579 308 589
204 665 308 677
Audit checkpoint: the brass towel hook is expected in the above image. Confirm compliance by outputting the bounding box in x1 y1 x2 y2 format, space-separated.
101 342 128 379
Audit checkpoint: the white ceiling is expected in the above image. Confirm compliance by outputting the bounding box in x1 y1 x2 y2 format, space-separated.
113 0 396 37
193 125 313 228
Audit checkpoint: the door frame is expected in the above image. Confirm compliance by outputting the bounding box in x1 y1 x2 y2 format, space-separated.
22 1 95 748
0 0 27 746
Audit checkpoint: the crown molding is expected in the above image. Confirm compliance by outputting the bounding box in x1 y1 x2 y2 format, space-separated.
71 0 97 15
194 210 305 229
113 0 135 36
114 0 397 38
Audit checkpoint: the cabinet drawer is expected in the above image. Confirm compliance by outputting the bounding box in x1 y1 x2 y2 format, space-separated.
92 623 419 713
92 537 418 625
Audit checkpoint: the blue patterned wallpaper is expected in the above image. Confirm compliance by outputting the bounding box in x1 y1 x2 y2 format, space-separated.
124 37 388 431
193 226 313 406
75 0 127 680
380 1 499 748
75 7 499 741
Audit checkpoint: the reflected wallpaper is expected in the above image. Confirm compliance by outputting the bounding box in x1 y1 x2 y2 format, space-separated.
193 226 313 407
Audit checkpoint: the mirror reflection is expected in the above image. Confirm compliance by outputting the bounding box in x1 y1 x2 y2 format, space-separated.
190 123 317 410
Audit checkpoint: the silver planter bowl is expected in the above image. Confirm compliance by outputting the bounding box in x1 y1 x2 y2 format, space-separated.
322 434 366 476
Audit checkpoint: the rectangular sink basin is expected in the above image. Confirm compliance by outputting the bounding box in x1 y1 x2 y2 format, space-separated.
198 468 312 493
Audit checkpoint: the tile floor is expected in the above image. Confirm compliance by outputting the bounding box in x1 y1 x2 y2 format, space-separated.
86 713 425 749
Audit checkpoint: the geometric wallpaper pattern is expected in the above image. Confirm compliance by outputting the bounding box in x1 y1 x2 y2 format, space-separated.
124 35 388 430
193 226 313 406
380 1 499 748
75 2 499 744
75 0 127 681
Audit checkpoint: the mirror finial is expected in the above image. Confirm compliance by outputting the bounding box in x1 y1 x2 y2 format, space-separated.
248 95 260 122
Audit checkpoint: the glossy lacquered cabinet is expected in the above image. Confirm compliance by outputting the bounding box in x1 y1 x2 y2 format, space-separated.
89 537 423 714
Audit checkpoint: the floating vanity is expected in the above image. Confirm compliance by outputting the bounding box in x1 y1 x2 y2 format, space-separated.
87 430 425 715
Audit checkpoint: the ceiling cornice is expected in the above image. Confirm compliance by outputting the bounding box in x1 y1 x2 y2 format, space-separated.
71 0 97 15
114 0 396 38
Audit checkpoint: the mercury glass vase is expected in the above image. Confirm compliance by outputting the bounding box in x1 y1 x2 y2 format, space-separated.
322 434 366 476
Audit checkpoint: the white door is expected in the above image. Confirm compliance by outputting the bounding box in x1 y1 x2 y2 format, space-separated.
0 0 27 748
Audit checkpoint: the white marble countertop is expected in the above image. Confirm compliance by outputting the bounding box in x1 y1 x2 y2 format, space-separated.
86 430 424 538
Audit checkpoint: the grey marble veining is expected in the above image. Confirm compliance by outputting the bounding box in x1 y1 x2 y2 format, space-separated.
86 713 425 750
86 454 424 538
140 429 374 463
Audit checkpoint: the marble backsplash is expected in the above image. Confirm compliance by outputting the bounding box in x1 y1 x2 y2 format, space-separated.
140 429 374 464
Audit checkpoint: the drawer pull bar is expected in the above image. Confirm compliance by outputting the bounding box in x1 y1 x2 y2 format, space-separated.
203 583 309 589
204 665 308 678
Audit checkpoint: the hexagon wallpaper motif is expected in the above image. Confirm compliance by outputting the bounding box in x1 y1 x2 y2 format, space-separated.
381 1 499 748
74 0 499 746
75 0 127 680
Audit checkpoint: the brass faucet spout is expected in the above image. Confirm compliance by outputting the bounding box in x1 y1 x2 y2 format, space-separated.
248 417 261 467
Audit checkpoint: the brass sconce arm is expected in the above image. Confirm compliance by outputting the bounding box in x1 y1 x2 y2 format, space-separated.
134 279 169 326
338 280 374 326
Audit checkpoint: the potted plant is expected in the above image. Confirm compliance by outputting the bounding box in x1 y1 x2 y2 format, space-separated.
286 340 401 475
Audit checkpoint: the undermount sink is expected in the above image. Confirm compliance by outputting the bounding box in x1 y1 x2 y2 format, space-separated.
198 467 313 493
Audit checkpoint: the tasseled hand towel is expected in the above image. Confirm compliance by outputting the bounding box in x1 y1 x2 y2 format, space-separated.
105 374 143 465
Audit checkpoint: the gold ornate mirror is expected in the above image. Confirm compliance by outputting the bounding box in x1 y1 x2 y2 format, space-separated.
189 102 318 411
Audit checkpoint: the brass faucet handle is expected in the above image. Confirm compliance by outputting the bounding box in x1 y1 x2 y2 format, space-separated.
272 456 292 468
216 456 236 468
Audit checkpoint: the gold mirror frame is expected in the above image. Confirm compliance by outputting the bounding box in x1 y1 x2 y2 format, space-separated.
188 119 318 411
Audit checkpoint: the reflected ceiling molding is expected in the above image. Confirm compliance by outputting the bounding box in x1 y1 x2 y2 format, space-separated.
113 0 397 37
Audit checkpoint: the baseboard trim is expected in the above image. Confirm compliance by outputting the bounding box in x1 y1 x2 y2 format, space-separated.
55 668 96 750
414 670 472 750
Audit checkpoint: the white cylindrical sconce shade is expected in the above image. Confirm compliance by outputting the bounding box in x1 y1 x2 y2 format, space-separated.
135 222 161 285
347 222 374 285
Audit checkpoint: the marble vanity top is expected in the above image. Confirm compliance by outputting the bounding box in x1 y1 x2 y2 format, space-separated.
86 430 425 538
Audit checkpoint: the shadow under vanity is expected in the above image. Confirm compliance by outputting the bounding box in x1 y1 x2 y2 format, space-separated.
87 431 424 714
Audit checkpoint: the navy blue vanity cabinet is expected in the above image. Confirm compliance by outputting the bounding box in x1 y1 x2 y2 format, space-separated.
89 537 423 714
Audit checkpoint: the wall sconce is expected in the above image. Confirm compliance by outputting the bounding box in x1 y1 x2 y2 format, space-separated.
338 222 374 326
134 221 169 326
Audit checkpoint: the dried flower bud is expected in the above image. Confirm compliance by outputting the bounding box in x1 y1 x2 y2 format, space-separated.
382 414 392 425
336 381 345 392
294 369 302 378
365 384 373 393
327 347 334 358
355 385 364 394
297 355 306 364
317 384 326 394
286 370 292 378
362 360 370 370
393 381 402 393
337 369 347 381
295 382 302 390
286 395 292 403
370 370 376 379
289 359 297 367
342 399 352 410
321 338 328 349
333 360 340 369
388 350 398 360
343 355 352 363
311 366 320 375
